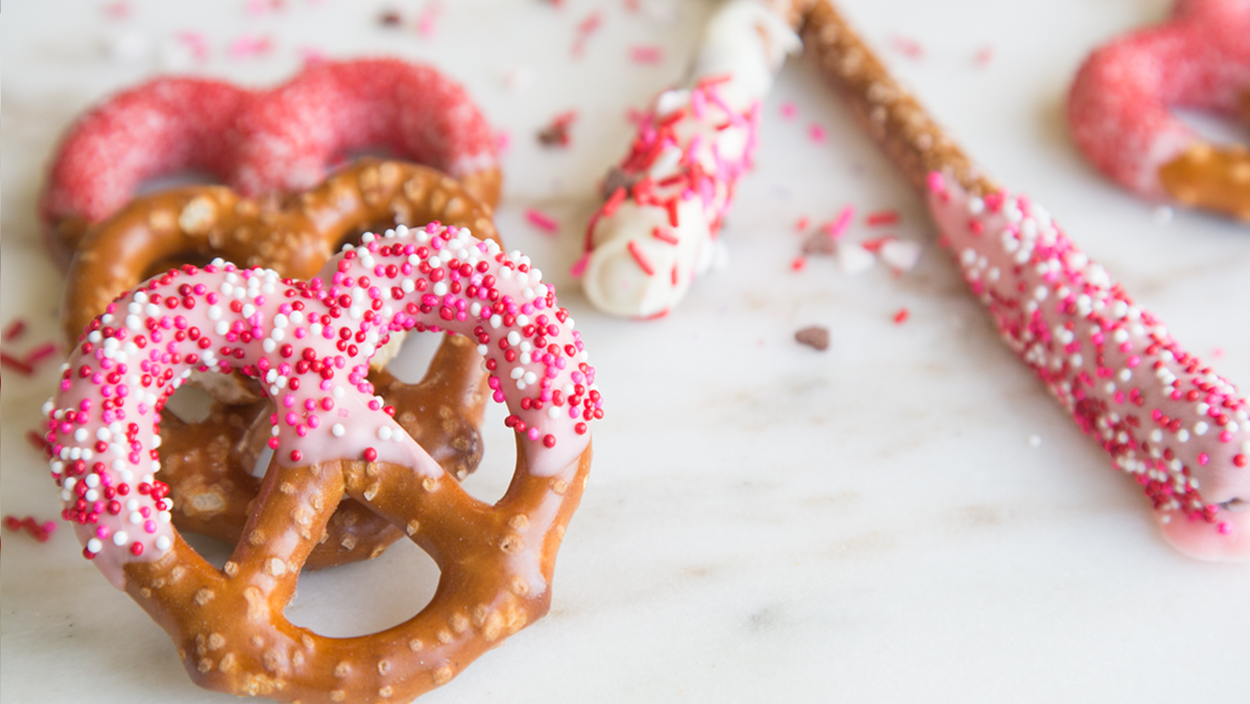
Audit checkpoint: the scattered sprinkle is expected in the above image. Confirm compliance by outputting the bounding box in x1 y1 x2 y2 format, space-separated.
892 307 910 324
790 255 807 271
865 209 900 227
3 319 27 341
793 216 810 232
795 326 830 351
974 44 994 67
779 101 797 120
630 45 664 64
892 35 924 60
572 10 603 58
808 123 827 143
228 34 273 60
416 1 442 38
3 515 56 543
525 208 560 233
1 352 34 376
824 205 855 240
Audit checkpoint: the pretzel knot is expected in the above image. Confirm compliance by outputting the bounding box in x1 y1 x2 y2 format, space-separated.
1068 0 1250 221
40 58 502 268
44 224 600 703
61 160 503 568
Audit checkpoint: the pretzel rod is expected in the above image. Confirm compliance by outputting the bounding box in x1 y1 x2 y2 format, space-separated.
802 0 1249 560
579 0 801 317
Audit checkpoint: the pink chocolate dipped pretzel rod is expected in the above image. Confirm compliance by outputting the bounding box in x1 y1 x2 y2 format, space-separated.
801 0 1249 560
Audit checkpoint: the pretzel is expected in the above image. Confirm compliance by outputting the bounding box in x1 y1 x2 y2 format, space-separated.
44 224 600 702
579 0 801 317
799 0 1249 560
1067 0 1250 221
59 160 501 569
40 58 502 269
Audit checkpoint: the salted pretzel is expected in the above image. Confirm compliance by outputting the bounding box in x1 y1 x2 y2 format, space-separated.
1068 0 1250 221
40 58 502 268
580 0 801 317
44 224 600 702
798 0 1249 560
62 160 501 569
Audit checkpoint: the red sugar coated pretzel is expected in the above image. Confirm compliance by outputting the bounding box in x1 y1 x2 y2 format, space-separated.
40 58 502 269
1068 0 1250 221
801 0 1249 560
44 223 599 702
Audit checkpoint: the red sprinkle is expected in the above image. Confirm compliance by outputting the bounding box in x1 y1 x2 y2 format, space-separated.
627 240 655 276
24 342 59 366
2 319 27 341
893 307 910 324
865 209 901 227
1 352 34 375
651 226 679 245
3 515 56 543
791 256 807 271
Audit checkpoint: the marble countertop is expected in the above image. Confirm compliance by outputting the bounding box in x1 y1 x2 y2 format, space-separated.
2 1 1248 702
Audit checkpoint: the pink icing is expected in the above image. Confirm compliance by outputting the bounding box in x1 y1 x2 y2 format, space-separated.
45 224 601 588
927 173 1249 561
1066 0 1250 197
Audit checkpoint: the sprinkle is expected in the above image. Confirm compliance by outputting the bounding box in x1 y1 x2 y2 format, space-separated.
794 216 810 231
892 35 925 59
865 209 901 227
3 515 56 543
571 10 603 57
415 0 441 37
779 102 797 120
24 342 60 366
227 34 273 60
1 352 34 375
629 45 664 64
569 252 590 278
525 208 560 233
823 205 855 240
790 256 807 271
974 44 994 67
626 241 655 276
3 319 27 341
893 308 910 324
808 123 827 143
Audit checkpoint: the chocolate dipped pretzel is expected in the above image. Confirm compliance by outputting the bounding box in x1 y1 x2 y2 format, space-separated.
61 160 500 569
44 223 600 702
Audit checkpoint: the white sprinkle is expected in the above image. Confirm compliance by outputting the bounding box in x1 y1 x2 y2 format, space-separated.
378 426 393 441
113 531 129 546
87 538 103 553
332 424 346 437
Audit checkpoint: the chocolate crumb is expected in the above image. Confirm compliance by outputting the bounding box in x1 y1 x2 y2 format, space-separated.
379 10 402 27
801 230 836 255
795 326 830 350
601 167 637 200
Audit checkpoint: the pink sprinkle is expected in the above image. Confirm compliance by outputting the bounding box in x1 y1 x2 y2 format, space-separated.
299 47 327 65
1211 347 1225 359
569 252 590 278
496 129 511 154
794 216 810 231
892 35 924 59
1218 522 1232 535
228 34 273 59
927 172 946 193
779 102 797 120
824 205 855 240
175 31 210 61
416 1 442 38
103 1 130 19
525 208 560 233
974 44 994 67
572 10 603 58
629 45 664 64
808 124 827 143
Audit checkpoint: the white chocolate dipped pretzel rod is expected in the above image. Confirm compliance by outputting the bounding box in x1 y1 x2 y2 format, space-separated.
579 0 802 318
800 0 1249 560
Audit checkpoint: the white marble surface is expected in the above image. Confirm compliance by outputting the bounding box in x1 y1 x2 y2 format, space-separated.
2 1 1249 702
